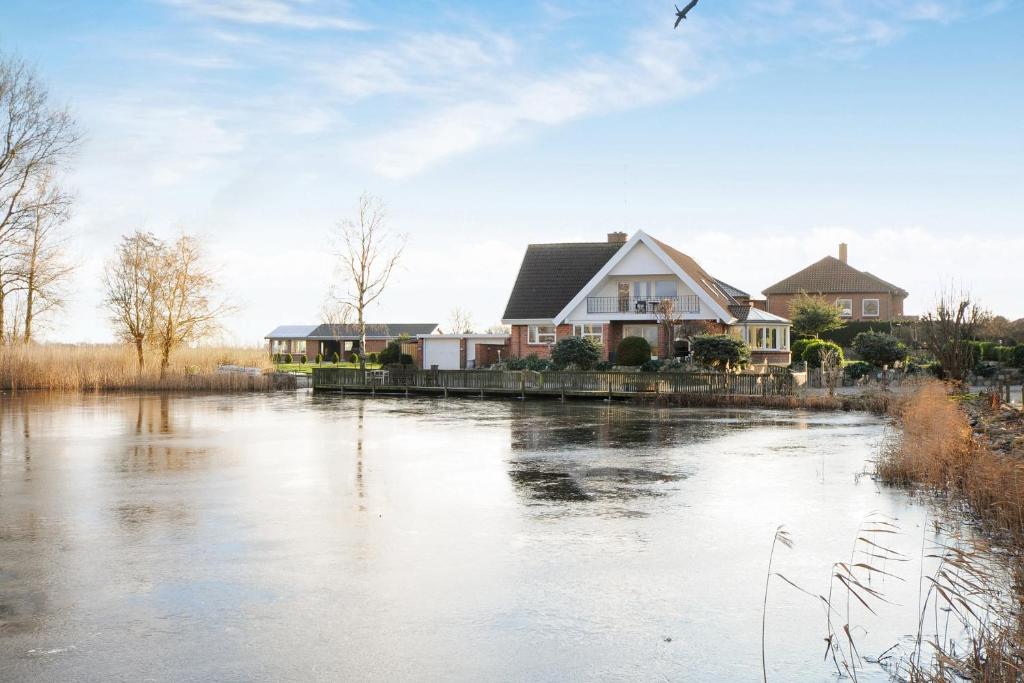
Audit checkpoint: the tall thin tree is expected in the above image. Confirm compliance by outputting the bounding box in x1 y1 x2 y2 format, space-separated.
152 234 234 378
327 193 405 369
102 231 163 371
0 52 79 341
20 173 74 341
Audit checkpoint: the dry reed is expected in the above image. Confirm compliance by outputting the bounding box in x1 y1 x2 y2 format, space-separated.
876 381 1024 681
0 344 275 392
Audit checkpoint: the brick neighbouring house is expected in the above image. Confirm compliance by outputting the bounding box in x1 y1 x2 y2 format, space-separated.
265 323 439 364
762 243 909 322
500 230 793 365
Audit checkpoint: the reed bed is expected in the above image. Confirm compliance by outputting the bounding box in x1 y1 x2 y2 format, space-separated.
0 344 275 392
876 381 1024 681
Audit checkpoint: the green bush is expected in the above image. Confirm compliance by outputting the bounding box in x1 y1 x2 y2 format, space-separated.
640 358 663 372
350 352 360 365
617 336 652 366
284 353 293 364
400 353 414 366
690 335 751 370
593 361 613 371
820 321 897 349
331 352 340 364
316 353 323 365
995 346 1015 363
298 354 306 364
272 353 281 364
802 340 844 368
551 336 602 370
979 341 998 361
366 352 379 364
851 331 907 367
379 341 401 365
790 338 812 363
844 360 873 380
505 354 552 371
1011 346 1024 369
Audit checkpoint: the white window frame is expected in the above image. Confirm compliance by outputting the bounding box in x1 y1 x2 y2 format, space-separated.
527 324 556 345
836 298 853 318
862 299 880 318
572 324 603 343
750 326 789 351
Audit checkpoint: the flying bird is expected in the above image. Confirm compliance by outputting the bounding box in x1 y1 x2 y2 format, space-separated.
674 0 699 28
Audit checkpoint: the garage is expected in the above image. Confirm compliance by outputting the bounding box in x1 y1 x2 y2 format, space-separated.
421 338 462 370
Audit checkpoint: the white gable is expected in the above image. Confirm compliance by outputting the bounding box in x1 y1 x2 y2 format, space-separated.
608 242 672 275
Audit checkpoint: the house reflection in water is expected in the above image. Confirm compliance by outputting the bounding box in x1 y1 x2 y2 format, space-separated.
505 402 702 507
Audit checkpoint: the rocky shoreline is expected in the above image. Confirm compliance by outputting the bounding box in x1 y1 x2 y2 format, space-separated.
964 392 1024 457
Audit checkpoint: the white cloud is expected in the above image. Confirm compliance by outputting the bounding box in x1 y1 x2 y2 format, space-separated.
162 0 367 31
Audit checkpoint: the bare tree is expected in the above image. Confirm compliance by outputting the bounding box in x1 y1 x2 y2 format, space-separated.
921 286 990 383
102 231 163 371
152 235 234 378
485 324 510 335
654 298 682 358
447 307 474 334
20 173 74 341
0 53 79 341
327 193 405 368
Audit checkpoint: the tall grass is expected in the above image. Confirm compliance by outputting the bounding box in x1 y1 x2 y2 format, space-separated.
0 344 275 392
876 381 1024 680
877 382 1024 542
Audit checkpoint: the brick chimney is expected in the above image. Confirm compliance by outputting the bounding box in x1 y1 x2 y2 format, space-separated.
607 231 627 244
838 242 848 264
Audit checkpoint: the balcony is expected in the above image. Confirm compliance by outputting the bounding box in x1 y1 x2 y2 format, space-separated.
586 295 701 315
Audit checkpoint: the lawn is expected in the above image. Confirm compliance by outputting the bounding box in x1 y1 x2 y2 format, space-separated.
275 362 382 375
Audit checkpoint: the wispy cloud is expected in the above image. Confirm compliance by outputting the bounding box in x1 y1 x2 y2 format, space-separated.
162 0 368 31
342 0 985 177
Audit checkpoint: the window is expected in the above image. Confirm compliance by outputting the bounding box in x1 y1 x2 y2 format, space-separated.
623 324 659 348
750 326 789 350
836 298 853 318
572 324 603 343
862 299 880 317
631 280 677 299
528 324 556 345
654 280 677 298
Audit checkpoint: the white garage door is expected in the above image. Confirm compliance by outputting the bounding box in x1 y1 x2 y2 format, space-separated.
422 339 461 370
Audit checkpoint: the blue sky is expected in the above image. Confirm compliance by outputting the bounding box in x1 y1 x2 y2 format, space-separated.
2 0 1022 342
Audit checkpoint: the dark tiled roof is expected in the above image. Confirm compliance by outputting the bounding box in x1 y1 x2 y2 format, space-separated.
502 242 622 319
715 278 749 300
652 239 737 313
308 323 438 339
762 256 908 296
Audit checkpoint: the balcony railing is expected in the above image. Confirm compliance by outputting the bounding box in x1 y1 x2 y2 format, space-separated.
586 295 701 315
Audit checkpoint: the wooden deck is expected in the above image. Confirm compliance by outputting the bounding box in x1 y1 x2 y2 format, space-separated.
311 367 795 400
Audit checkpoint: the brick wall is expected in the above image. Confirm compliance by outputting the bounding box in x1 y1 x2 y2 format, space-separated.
766 292 901 322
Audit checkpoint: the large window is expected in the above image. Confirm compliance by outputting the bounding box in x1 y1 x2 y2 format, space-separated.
631 280 677 299
528 324 556 345
862 299 880 317
749 326 789 351
623 324 659 348
572 324 603 343
836 298 853 318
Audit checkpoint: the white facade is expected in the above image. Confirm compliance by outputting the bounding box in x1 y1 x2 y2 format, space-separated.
558 239 721 325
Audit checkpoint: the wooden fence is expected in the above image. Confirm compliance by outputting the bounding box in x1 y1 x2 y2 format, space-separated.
312 367 794 398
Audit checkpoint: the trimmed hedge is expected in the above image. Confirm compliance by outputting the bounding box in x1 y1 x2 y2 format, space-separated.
617 336 652 366
802 339 845 368
819 321 895 349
